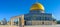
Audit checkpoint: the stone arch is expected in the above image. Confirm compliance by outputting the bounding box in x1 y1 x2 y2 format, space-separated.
10 15 24 26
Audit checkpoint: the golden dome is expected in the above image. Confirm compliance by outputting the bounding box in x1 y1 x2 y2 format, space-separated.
30 3 44 11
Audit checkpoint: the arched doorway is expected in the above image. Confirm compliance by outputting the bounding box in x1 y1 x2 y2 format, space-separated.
42 22 44 25
24 20 26 25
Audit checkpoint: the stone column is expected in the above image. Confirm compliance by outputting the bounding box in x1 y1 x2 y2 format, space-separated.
10 19 14 25
18 17 21 26
18 18 19 26
21 15 24 27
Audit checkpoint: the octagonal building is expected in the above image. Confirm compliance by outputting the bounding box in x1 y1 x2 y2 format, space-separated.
24 2 56 25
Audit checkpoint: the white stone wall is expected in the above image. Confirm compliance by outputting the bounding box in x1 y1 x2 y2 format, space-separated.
25 25 60 27
0 24 60 27
26 21 56 25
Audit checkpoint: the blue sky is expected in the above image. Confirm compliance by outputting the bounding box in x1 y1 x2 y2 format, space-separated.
0 0 60 21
